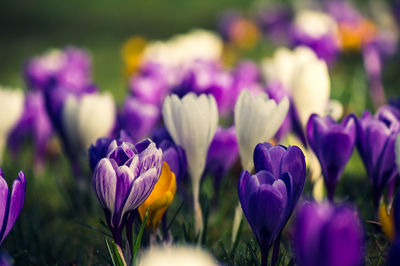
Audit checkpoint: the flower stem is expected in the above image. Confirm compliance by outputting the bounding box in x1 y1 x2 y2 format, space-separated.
271 232 282 266
193 177 203 244
261 248 269 266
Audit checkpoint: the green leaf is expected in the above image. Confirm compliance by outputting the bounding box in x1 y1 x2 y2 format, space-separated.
112 241 125 266
105 238 116 266
130 208 148 266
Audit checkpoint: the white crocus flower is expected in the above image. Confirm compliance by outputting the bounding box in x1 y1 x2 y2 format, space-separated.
0 87 24 165
294 10 338 39
234 90 289 172
232 90 289 245
138 245 218 266
162 93 218 240
62 92 116 152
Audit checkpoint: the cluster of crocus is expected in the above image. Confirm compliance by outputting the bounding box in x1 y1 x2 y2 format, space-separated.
92 139 163 248
162 93 218 239
354 106 400 214
238 143 306 266
294 201 364 266
0 169 26 245
306 114 356 201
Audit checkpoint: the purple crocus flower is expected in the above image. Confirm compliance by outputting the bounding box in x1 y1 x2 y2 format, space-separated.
238 143 306 266
118 96 160 142
354 107 400 213
158 140 187 184
206 126 238 190
294 201 364 266
24 47 92 91
8 91 53 171
306 114 356 201
129 62 170 107
92 139 162 246
0 169 26 245
256 6 293 44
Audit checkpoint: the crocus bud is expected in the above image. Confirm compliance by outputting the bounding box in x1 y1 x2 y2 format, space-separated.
62 92 116 152
234 90 289 171
92 139 162 245
162 93 218 239
238 143 306 266
0 169 26 245
294 202 364 266
306 114 356 201
0 87 24 165
354 107 400 213
138 162 177 230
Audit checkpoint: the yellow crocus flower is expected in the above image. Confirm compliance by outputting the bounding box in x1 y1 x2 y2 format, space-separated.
379 203 395 241
121 36 147 77
138 162 177 230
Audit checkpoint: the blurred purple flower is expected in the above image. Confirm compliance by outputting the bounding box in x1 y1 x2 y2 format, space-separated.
206 126 239 189
238 143 306 265
306 114 356 201
257 6 293 44
8 91 53 170
129 62 170 106
354 106 400 213
294 201 364 266
0 169 26 245
118 96 160 142
325 0 361 24
92 139 162 246
24 47 92 91
217 10 242 41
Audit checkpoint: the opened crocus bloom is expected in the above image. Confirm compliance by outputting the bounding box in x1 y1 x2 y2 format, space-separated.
0 169 26 245
92 139 162 246
162 93 218 239
138 162 177 230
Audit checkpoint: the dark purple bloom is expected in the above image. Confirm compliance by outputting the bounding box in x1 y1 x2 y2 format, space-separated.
92 139 162 246
0 169 26 245
354 107 400 212
24 47 92 91
118 96 160 142
294 201 364 266
206 126 238 188
306 114 356 201
158 140 187 184
8 91 53 171
238 143 306 265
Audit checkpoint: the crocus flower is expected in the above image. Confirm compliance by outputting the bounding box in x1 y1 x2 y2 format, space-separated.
138 162 177 230
294 201 364 266
118 96 160 142
8 91 53 171
0 169 26 245
306 114 356 201
291 10 340 64
238 143 306 266
354 107 400 213
256 6 293 44
24 47 92 91
0 87 24 165
205 126 239 191
92 139 163 246
62 92 116 153
162 93 218 238
234 90 289 172
158 140 187 184
137 245 218 266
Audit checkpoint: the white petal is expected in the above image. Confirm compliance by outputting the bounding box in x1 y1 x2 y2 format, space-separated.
0 87 24 136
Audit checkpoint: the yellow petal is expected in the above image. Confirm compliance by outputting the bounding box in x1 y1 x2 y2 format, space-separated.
379 203 395 241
